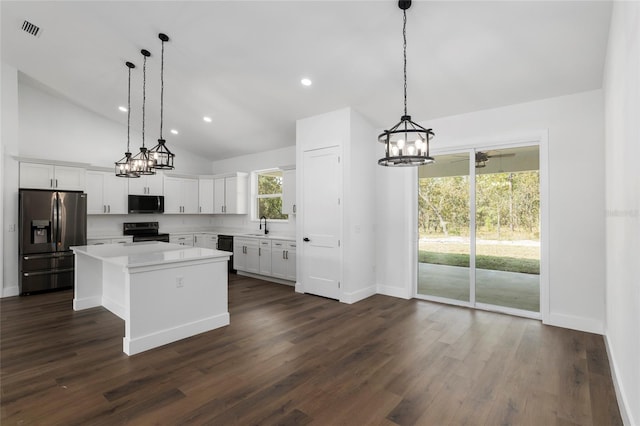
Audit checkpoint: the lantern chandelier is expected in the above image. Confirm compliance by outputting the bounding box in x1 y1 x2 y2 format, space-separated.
115 61 140 178
148 33 175 170
131 48 156 175
378 0 435 167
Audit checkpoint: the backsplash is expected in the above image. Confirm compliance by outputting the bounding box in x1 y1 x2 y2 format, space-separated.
87 214 296 237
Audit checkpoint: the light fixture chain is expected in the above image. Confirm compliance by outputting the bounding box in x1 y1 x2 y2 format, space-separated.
403 9 407 117
127 66 131 152
142 53 146 147
160 39 164 139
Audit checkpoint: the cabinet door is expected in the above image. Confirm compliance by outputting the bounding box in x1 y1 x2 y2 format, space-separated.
271 242 287 279
225 174 248 214
128 176 148 195
285 243 297 281
245 243 260 274
163 176 182 213
198 178 214 214
182 178 199 214
103 173 128 214
204 235 218 249
146 173 164 195
233 240 246 270
259 240 272 276
54 166 86 191
85 171 106 214
214 178 226 213
282 169 296 215
19 163 54 189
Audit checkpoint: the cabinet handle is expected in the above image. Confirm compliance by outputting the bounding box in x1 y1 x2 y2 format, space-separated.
199 206 202 213
282 250 285 259
103 205 106 213
50 179 54 188
293 204 296 213
259 247 261 256
286 250 289 260
108 205 111 213
55 179 58 188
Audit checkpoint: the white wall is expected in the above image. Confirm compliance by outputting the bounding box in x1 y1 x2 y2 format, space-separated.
210 146 296 236
603 2 640 425
1 63 20 296
376 89 606 335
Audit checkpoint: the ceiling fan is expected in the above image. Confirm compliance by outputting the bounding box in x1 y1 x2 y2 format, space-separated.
474 151 515 168
451 151 516 168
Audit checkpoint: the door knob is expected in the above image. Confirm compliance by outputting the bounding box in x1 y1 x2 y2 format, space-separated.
303 237 310 242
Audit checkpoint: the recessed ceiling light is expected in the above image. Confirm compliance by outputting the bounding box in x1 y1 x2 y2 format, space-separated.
118 106 127 112
170 129 178 135
203 116 212 123
301 78 312 86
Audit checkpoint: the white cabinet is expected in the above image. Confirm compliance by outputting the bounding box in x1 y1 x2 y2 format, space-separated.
282 169 297 215
163 176 198 214
194 233 217 249
233 237 259 273
128 173 163 195
170 233 194 246
20 163 85 191
86 171 128 215
87 236 133 245
258 240 272 276
214 173 248 214
198 178 215 214
271 241 296 281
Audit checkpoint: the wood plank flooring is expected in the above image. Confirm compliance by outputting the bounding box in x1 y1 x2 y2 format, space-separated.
1 274 622 425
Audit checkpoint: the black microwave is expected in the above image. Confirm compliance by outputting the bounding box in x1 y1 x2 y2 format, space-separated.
128 195 164 214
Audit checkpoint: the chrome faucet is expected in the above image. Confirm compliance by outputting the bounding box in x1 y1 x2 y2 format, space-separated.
259 216 269 235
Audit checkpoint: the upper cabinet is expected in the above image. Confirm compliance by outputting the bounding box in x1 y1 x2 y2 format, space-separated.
128 173 163 195
214 173 248 214
281 168 296 215
19 163 85 191
86 170 128 214
198 178 214 214
163 175 199 214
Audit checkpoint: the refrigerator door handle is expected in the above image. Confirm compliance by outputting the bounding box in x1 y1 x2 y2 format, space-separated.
24 268 74 277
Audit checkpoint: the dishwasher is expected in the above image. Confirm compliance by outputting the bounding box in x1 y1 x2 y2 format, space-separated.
216 234 236 273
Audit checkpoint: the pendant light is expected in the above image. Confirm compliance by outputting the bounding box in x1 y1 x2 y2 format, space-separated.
115 61 140 178
378 0 435 167
149 33 175 170
131 49 156 175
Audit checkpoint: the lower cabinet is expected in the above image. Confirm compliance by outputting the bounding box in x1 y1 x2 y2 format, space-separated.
194 233 217 249
235 237 296 283
271 241 296 281
234 238 259 273
170 233 194 246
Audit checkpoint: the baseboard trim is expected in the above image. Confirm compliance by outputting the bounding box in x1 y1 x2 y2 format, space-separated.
2 286 19 298
340 285 376 304
545 312 604 335
377 284 411 300
604 334 635 426
236 271 294 287
123 312 230 356
73 296 102 311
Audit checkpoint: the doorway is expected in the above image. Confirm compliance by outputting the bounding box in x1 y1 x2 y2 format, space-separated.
417 145 541 317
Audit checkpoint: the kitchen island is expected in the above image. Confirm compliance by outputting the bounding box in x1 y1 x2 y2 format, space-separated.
71 242 230 355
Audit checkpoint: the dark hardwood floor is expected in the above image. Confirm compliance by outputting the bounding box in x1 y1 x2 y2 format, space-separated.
1 274 622 425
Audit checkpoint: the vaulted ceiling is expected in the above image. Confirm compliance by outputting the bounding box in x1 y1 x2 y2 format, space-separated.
1 1 612 161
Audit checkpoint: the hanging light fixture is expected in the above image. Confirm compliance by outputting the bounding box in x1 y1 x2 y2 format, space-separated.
115 61 140 178
149 33 175 170
131 49 156 175
378 0 435 167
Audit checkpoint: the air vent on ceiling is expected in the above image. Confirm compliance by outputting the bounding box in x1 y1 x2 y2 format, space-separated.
21 20 41 38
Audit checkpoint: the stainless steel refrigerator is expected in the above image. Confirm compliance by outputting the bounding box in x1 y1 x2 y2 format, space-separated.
19 189 87 295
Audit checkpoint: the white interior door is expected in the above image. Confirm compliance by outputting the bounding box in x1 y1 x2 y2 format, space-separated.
301 146 341 300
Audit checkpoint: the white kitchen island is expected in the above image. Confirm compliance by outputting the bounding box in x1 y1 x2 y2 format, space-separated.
71 242 231 356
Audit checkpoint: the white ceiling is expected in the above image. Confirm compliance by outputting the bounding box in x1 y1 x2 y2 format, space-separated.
1 1 612 162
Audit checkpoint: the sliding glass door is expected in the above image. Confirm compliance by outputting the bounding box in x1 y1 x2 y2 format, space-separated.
417 145 541 317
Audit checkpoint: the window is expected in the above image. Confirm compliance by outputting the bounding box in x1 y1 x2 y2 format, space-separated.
254 169 288 220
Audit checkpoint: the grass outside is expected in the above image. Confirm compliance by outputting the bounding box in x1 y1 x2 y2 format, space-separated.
418 250 540 275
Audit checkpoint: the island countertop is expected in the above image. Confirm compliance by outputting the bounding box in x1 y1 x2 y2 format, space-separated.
71 241 230 269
